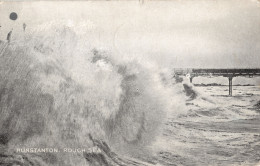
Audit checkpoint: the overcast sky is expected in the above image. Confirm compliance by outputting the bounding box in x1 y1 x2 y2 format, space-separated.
0 0 260 68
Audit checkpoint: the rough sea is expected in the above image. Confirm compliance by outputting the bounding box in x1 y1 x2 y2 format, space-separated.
151 85 260 166
0 24 259 166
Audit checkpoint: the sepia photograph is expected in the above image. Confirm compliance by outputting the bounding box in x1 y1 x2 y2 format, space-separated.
0 0 260 165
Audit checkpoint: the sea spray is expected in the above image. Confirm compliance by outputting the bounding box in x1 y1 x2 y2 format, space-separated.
0 23 175 165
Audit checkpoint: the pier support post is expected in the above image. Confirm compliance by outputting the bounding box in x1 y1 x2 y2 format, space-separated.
190 77 193 83
228 77 233 96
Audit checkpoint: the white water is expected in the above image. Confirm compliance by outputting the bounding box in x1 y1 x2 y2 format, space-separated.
0 23 259 166
151 85 260 166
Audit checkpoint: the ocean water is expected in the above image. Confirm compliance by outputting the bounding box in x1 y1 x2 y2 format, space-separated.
150 85 260 166
0 24 259 166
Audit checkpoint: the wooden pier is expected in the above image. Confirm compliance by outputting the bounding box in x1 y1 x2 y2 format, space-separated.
173 68 260 96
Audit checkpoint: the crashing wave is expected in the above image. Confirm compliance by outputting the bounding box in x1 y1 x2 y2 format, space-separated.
0 22 175 165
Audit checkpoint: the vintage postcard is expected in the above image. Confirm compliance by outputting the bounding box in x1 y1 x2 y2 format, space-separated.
0 0 260 166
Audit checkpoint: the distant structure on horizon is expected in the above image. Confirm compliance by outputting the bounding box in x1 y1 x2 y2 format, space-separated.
173 68 260 96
